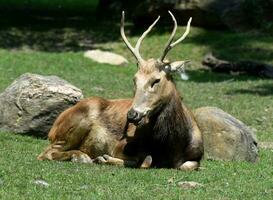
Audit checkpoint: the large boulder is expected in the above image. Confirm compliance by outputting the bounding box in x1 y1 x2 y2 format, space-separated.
84 50 128 66
0 73 83 137
194 107 258 162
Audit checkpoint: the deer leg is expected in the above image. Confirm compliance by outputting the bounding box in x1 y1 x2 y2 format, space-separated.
37 142 93 164
140 155 152 169
179 121 203 171
93 154 137 167
179 161 200 171
93 154 152 168
180 142 202 171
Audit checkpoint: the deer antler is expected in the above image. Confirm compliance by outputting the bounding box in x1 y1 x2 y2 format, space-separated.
160 11 192 62
121 11 160 64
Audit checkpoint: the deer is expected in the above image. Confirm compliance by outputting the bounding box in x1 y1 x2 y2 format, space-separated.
37 11 203 171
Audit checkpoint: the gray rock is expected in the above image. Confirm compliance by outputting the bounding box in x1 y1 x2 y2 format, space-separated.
33 179 49 187
84 50 128 66
177 181 203 189
194 107 258 162
0 73 83 137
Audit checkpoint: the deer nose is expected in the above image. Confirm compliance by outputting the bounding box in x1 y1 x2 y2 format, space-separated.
127 109 143 123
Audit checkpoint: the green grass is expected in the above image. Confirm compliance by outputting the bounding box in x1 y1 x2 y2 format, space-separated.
0 132 272 199
0 24 273 199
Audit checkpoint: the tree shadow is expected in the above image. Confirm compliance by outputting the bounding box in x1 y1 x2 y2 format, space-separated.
173 69 261 83
191 69 258 82
188 30 273 63
0 16 122 52
130 14 273 65
226 84 273 96
0 12 177 52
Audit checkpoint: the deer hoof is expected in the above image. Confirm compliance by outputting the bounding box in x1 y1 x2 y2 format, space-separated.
179 161 199 171
93 156 107 164
140 155 152 169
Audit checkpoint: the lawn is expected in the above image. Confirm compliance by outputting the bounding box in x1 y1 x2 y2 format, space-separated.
0 20 273 199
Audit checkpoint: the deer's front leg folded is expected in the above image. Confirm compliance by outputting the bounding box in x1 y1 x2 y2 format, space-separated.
93 154 152 169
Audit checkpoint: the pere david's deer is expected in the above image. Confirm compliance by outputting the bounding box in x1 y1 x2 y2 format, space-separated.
38 11 203 171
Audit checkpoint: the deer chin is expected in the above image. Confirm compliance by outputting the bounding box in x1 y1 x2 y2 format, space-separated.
135 115 150 127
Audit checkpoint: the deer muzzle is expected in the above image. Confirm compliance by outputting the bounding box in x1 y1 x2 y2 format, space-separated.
127 109 144 124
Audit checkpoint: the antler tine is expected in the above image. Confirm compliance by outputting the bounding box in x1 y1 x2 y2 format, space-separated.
121 11 160 64
135 15 160 57
160 11 192 62
160 11 177 61
170 17 192 48
121 11 143 63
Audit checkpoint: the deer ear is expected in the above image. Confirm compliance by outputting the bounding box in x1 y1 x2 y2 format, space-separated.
163 60 189 73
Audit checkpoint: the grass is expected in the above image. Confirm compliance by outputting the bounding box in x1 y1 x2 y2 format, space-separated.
0 132 273 199
0 22 273 199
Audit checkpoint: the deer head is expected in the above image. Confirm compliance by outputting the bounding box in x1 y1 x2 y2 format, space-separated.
121 11 192 125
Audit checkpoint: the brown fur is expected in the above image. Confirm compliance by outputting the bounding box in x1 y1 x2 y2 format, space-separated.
38 97 147 167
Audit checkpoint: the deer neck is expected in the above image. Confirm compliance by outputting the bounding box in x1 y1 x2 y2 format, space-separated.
151 86 192 143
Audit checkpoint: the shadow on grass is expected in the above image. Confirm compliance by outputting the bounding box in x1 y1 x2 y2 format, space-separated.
0 17 122 52
140 22 273 63
188 30 273 63
226 83 273 96
1 12 273 58
0 14 173 52
178 70 273 97
175 69 260 83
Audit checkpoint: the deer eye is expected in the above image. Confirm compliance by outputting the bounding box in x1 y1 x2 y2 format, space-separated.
151 79 160 88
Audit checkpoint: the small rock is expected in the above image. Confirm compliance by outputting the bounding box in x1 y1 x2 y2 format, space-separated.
34 180 49 187
177 181 203 189
84 50 128 66
92 86 105 92
167 177 175 184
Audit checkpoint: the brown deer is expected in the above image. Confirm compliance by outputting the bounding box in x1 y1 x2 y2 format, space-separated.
38 11 203 170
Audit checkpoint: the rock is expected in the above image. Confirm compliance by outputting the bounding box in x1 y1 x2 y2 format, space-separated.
0 73 83 137
33 180 49 187
177 181 203 189
84 50 128 66
194 107 258 162
167 177 175 184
